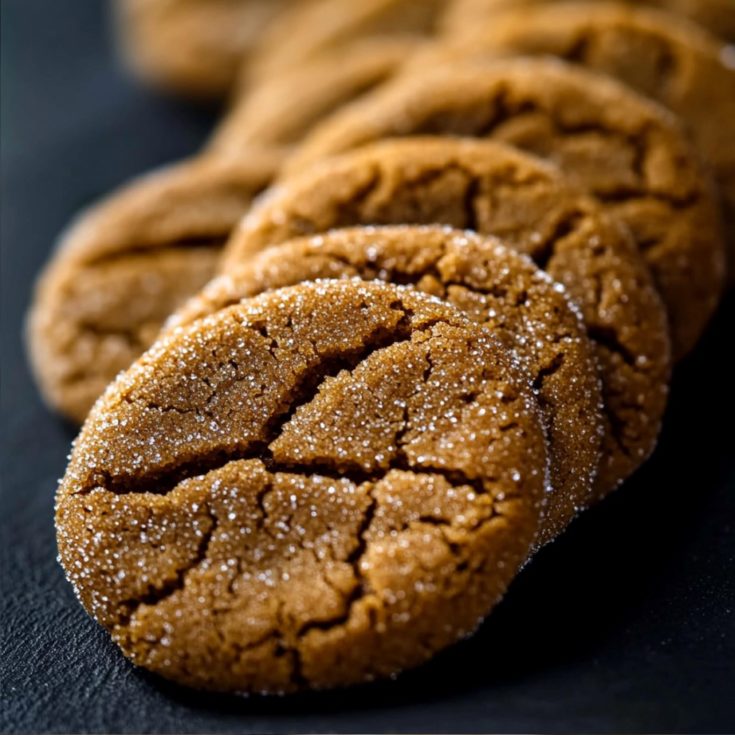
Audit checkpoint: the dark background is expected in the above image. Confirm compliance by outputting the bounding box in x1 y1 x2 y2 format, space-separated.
1 1 734 732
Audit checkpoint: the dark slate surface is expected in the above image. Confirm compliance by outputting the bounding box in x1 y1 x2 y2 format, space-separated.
1 1 734 732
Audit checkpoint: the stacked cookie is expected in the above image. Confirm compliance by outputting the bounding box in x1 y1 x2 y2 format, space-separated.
34 0 732 694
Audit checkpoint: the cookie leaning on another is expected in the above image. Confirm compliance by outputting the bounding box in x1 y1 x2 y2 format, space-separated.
56 279 549 693
431 2 735 275
441 0 735 43
171 225 604 546
219 137 671 497
285 58 726 360
27 151 279 423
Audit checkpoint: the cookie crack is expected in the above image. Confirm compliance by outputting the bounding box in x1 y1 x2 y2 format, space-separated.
85 236 226 268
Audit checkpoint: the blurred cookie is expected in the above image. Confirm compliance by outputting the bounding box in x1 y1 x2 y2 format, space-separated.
223 137 670 495
27 152 278 423
442 0 735 43
115 0 290 98
56 279 548 693
209 37 422 156
431 2 735 276
286 59 726 359
173 225 603 544
249 0 447 81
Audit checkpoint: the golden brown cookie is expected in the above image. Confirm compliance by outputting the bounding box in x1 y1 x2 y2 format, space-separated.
223 137 671 496
27 152 279 423
114 0 291 99
249 0 447 81
56 279 548 693
431 2 735 277
286 59 726 359
441 0 735 43
173 225 603 545
209 37 423 156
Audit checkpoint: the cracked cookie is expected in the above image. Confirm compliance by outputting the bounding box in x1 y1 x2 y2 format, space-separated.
431 2 735 275
285 58 726 359
56 279 549 693
222 137 671 495
27 152 279 423
249 0 447 81
172 225 604 545
114 0 291 99
441 0 735 43
209 37 423 157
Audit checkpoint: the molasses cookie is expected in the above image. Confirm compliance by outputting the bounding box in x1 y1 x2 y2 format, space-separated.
209 37 423 156
223 137 670 495
56 279 548 693
431 2 735 274
173 225 603 544
286 59 725 359
115 0 290 99
27 151 279 423
249 0 447 81
441 0 735 43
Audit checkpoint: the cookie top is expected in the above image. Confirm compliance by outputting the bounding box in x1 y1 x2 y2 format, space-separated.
27 151 278 423
441 0 735 43
432 2 735 264
209 37 422 156
285 58 725 359
223 137 670 496
175 225 603 545
115 0 290 98
56 279 548 693
249 0 447 80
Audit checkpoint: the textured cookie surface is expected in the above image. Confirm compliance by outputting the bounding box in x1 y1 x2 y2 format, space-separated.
56 279 548 693
209 37 422 155
286 58 725 359
441 0 735 42
28 152 278 423
224 137 670 495
433 2 735 272
250 0 447 80
176 225 603 544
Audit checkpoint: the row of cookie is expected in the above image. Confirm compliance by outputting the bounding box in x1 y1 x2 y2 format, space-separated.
29 40 730 423
115 0 735 100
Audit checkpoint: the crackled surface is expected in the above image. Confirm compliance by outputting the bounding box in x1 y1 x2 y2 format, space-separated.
176 225 602 544
285 58 726 358
56 280 547 693
209 37 421 155
223 138 671 494
28 152 278 423
441 0 735 43
433 2 735 267
249 0 447 81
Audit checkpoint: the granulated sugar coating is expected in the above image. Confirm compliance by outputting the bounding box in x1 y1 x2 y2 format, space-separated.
27 151 279 423
56 280 548 694
284 58 726 359
221 137 671 496
174 225 603 545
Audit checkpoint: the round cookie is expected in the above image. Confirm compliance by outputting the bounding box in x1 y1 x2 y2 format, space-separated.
209 37 423 156
285 58 726 359
249 0 447 81
223 137 671 496
431 2 735 276
173 225 604 545
441 0 735 43
56 279 548 693
27 151 279 423
114 0 292 99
